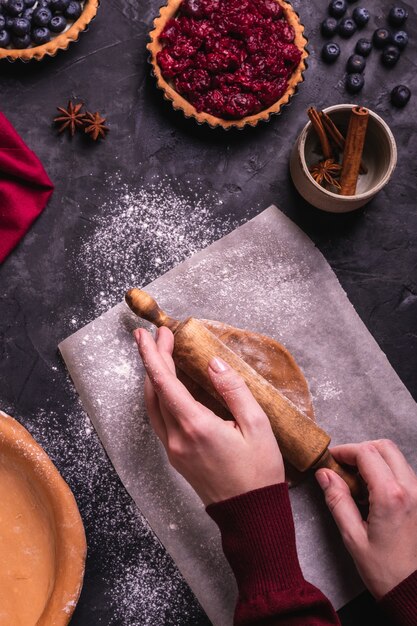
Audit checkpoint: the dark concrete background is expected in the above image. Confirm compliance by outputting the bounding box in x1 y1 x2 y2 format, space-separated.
0 0 416 623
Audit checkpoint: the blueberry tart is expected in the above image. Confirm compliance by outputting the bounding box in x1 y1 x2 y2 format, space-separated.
0 0 99 61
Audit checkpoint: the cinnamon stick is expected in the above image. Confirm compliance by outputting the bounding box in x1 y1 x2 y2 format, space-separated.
339 106 369 196
307 107 332 160
320 111 368 175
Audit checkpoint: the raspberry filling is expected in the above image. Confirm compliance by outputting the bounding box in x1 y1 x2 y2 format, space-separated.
157 0 302 120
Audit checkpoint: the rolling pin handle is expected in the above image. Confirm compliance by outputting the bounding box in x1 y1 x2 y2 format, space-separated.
125 288 180 332
314 449 367 503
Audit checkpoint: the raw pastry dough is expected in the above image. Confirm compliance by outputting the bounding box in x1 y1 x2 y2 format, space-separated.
0 411 86 625
177 321 315 485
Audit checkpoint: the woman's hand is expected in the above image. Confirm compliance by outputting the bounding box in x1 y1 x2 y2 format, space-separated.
135 326 285 506
316 440 417 599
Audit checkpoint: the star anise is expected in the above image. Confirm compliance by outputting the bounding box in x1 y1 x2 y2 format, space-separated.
54 101 85 137
309 159 342 190
83 111 109 141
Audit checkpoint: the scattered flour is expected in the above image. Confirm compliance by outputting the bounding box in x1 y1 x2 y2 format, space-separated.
71 175 239 322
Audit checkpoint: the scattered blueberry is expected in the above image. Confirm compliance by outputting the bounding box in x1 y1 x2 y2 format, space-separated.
321 17 338 38
373 28 391 49
321 41 341 63
32 6 52 26
0 15 5 29
388 6 408 28
345 72 365 93
4 0 24 16
338 17 357 38
392 30 408 50
12 16 30 35
50 0 70 12
328 0 347 18
49 14 67 31
390 84 411 107
31 26 51 44
355 38 372 56
381 44 400 67
64 0 81 20
0 29 11 46
12 32 31 47
346 54 366 73
352 7 369 28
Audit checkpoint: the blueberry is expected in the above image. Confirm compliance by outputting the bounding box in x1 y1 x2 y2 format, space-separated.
4 0 24 16
5 15 14 28
346 0 358 3
381 44 400 67
338 17 357 38
12 16 29 34
32 6 52 25
388 6 408 27
373 28 391 49
0 14 5 29
0 28 11 46
355 38 372 56
22 6 33 18
392 30 408 50
321 17 338 37
390 84 411 107
345 72 364 93
49 13 66 31
50 0 70 12
12 32 31 47
328 0 347 18
346 53 366 73
31 25 50 43
321 41 341 63
23 0 36 6
64 0 81 20
352 7 369 28
38 0 51 7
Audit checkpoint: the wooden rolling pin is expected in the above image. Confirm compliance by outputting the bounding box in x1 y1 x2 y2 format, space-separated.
126 288 363 499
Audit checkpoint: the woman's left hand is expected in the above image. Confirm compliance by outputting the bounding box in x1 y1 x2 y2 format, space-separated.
135 326 285 506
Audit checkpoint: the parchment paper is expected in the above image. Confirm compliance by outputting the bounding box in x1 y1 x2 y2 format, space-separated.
60 205 417 625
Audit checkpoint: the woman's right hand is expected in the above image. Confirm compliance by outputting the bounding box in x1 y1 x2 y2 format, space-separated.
316 440 417 599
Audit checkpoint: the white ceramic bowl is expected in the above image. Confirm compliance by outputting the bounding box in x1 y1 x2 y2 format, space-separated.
290 104 397 213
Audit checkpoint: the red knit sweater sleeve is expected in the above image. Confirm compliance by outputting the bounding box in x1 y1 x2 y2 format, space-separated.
206 483 341 626
378 570 417 626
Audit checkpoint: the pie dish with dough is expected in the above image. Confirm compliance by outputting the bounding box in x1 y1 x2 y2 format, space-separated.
177 320 315 484
0 410 86 625
148 0 308 129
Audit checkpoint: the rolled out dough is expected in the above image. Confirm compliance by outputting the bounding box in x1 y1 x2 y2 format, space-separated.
178 320 316 484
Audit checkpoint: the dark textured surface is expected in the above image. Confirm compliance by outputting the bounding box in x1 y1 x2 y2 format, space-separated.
0 0 416 624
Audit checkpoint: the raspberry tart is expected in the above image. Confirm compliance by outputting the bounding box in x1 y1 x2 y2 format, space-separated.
148 0 308 129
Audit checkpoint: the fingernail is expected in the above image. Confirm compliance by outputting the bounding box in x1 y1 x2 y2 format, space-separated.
209 357 229 373
316 470 330 490
133 329 142 347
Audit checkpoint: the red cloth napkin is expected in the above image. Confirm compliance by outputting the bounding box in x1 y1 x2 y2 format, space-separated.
0 111 54 263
